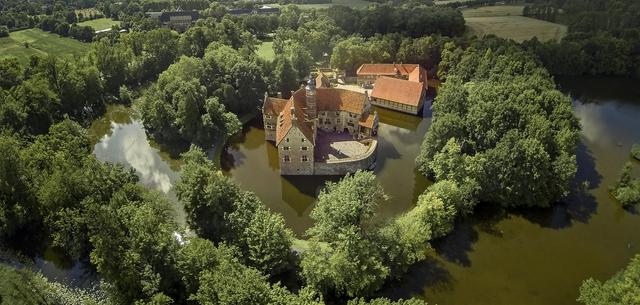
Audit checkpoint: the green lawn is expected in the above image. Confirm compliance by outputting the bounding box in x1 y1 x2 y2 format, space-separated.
271 0 372 10
78 18 120 31
462 5 567 42
256 41 275 61
0 29 90 63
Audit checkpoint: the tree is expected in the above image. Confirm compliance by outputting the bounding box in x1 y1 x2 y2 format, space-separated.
271 56 298 97
176 146 241 241
301 227 389 298
307 171 386 241
176 146 293 275
611 162 640 207
632 144 640 161
0 57 22 89
417 40 580 208
89 187 181 304
578 254 640 305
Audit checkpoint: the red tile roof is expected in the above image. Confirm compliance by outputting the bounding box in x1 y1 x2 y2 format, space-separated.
371 77 424 107
359 112 377 129
357 64 420 76
274 88 371 146
316 88 366 114
263 97 288 115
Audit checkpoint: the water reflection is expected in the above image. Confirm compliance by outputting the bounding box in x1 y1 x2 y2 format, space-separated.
89 105 184 224
222 106 432 236
415 77 640 305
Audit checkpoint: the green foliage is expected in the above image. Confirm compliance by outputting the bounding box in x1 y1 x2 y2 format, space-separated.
347 297 428 305
0 265 105 305
137 56 241 146
308 171 386 241
176 146 293 276
89 186 180 304
611 162 640 207
302 171 433 297
417 39 580 208
578 254 640 305
301 228 390 297
632 144 640 161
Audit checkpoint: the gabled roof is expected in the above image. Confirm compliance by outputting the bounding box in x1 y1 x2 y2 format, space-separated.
316 73 330 88
356 64 420 76
359 112 377 129
316 88 366 114
276 91 314 146
371 77 424 107
263 97 288 115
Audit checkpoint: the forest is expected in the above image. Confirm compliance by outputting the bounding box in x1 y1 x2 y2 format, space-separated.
1 0 640 304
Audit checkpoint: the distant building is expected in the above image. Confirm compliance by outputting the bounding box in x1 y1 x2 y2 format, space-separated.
357 63 428 115
226 6 281 16
263 78 378 175
146 11 199 32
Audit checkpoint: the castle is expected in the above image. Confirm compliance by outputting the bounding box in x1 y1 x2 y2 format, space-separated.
262 76 378 175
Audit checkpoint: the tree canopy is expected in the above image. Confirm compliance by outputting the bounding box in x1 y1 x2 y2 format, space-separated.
417 38 580 208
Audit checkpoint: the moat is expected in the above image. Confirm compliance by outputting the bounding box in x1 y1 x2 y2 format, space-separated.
33 77 640 305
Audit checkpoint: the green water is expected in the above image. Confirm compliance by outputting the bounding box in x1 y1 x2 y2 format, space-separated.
74 76 640 304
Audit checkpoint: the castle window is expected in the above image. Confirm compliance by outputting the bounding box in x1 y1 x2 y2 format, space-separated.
337 119 341 123
301 155 309 162
285 138 290 142
347 122 354 127
301 146 308 151
283 146 290 151
265 114 272 119
283 155 290 162
301 138 306 143
335 112 339 116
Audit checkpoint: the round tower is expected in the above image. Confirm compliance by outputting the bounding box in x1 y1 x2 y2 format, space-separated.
305 76 317 119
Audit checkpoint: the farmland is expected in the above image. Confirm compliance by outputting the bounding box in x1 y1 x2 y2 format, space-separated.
0 29 89 63
271 0 372 10
462 5 567 42
78 18 120 31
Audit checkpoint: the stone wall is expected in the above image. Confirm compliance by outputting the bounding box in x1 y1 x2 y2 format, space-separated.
314 140 377 175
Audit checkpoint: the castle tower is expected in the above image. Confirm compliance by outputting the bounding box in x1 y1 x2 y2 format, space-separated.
305 76 317 119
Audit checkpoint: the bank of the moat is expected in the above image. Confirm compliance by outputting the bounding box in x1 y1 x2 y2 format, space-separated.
30 77 640 305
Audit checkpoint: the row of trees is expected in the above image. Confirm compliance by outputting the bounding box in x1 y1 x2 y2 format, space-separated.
300 171 472 300
330 34 453 75
417 37 581 208
578 254 640 305
521 0 640 78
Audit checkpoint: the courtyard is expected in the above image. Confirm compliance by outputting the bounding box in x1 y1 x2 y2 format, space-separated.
314 129 371 162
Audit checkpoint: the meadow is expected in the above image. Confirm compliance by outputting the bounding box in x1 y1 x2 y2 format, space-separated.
78 18 121 31
256 41 276 61
271 0 372 10
462 5 567 42
0 29 89 63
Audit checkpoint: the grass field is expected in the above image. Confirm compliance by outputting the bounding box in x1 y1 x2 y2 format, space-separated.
256 41 275 61
78 18 120 31
462 5 567 42
271 0 372 10
434 0 476 5
461 5 525 17
0 29 90 63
